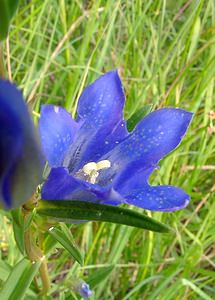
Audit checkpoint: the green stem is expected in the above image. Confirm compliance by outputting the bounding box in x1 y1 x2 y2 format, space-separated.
39 259 50 294
0 42 5 78
23 206 50 295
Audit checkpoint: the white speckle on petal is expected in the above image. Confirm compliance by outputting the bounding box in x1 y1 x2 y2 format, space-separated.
184 199 189 206
54 106 59 113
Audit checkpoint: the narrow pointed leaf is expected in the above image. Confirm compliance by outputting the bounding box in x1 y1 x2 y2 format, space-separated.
0 258 40 300
12 220 25 255
0 0 20 40
43 233 58 254
48 225 84 265
88 265 115 288
11 209 25 254
38 200 171 233
127 105 152 131
0 261 11 281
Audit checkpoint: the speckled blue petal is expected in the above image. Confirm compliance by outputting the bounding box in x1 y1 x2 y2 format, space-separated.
124 185 190 211
42 167 122 205
104 108 193 170
97 159 154 190
0 80 44 209
41 168 79 200
39 105 79 167
63 71 128 172
113 162 156 194
77 70 125 125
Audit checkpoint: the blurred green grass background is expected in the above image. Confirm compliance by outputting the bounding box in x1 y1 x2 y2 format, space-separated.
0 0 215 299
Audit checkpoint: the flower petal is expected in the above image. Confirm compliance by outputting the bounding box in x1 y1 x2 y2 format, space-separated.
0 80 44 209
104 108 193 169
124 185 190 212
39 105 79 167
77 70 125 126
42 167 122 205
72 279 93 299
97 159 155 191
41 167 81 200
113 163 156 194
63 71 128 172
78 282 93 298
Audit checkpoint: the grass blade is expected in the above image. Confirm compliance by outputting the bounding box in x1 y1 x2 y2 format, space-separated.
0 258 40 300
48 225 84 265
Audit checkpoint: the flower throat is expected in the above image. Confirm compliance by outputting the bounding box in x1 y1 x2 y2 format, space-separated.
75 160 111 184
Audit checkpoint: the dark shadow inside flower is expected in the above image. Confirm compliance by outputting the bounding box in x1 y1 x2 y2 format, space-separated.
40 70 193 212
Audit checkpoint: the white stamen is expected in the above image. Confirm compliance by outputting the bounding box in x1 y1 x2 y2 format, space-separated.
78 160 111 184
83 162 97 175
90 170 99 184
96 160 111 170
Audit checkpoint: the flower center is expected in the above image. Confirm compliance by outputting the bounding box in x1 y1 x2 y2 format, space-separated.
76 160 111 184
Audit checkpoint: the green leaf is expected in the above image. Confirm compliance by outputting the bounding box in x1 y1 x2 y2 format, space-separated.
0 0 20 41
127 105 152 131
10 208 36 255
11 209 25 255
43 233 58 255
87 265 115 288
0 261 11 281
0 258 40 300
48 224 84 265
37 200 171 233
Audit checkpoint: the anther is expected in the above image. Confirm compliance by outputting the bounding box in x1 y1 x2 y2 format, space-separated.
96 160 111 170
83 162 97 175
77 160 111 184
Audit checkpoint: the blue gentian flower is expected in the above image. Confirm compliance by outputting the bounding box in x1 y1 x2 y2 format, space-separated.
40 71 193 212
0 80 44 209
72 278 93 298
77 281 93 298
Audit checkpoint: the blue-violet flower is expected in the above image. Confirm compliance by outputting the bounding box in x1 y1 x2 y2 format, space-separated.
72 278 93 298
0 80 44 209
78 281 93 298
40 71 193 212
